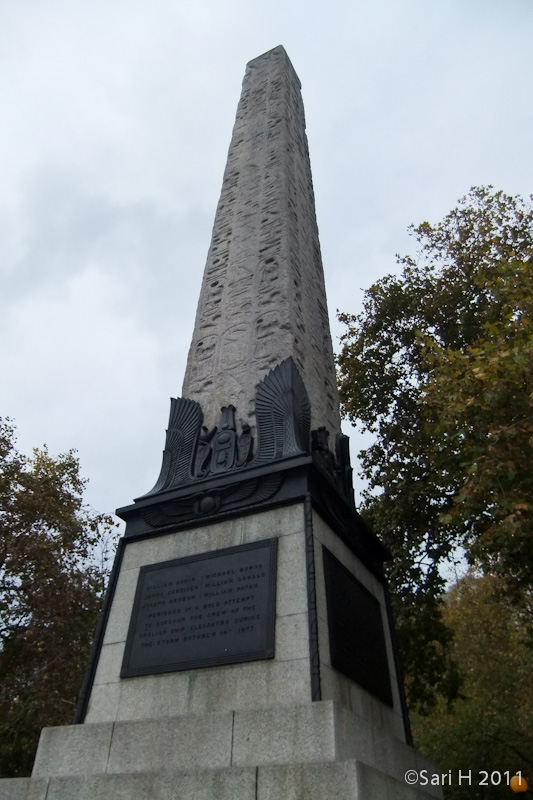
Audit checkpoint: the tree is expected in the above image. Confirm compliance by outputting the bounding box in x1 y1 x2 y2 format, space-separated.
420 259 533 613
337 187 533 711
0 418 118 777
413 573 533 800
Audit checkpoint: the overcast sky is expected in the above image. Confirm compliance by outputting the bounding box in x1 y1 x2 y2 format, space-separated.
1 0 532 518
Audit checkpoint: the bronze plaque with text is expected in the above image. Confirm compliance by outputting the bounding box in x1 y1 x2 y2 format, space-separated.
322 545 393 706
121 538 277 677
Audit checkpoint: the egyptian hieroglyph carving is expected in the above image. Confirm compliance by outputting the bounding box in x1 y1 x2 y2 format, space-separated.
181 46 340 438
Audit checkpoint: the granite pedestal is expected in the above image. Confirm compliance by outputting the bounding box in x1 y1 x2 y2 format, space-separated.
2 502 442 799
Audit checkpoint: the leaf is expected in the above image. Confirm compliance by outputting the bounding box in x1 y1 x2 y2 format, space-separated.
0 418 120 777
337 185 533 713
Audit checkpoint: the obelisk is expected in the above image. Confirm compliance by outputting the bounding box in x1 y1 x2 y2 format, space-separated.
182 46 340 439
11 46 441 800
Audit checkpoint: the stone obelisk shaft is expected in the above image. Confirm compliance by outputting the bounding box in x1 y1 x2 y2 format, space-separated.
182 46 340 437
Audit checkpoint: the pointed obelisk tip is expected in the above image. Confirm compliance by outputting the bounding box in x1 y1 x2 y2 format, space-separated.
246 45 300 85
246 45 289 67
247 44 286 61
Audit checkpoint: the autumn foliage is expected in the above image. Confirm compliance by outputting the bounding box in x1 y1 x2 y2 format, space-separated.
412 573 533 799
337 187 533 711
0 419 118 777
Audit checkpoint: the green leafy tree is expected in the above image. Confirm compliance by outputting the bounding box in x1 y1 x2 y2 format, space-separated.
420 259 533 612
413 573 533 800
0 418 118 777
337 187 533 711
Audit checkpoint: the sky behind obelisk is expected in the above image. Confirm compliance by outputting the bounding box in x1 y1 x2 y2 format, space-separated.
1 0 532 515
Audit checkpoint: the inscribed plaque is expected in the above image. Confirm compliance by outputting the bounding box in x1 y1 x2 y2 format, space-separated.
121 538 277 677
322 546 393 706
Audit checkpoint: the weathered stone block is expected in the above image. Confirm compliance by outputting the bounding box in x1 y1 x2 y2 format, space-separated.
92 641 124 685
258 759 442 800
276 532 307 617
334 704 375 763
186 662 269 713
107 713 233 773
102 566 139 645
355 761 415 800
257 761 361 800
371 730 417 784
32 724 113 777
348 679 388 729
266 659 310 705
232 703 337 766
242 504 304 542
43 767 257 800
120 520 245 573
275 612 309 661
0 778 48 800
84 681 121 723
120 537 161 572
116 671 189 720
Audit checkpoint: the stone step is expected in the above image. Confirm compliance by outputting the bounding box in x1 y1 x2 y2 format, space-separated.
30 701 439 790
1 759 441 800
